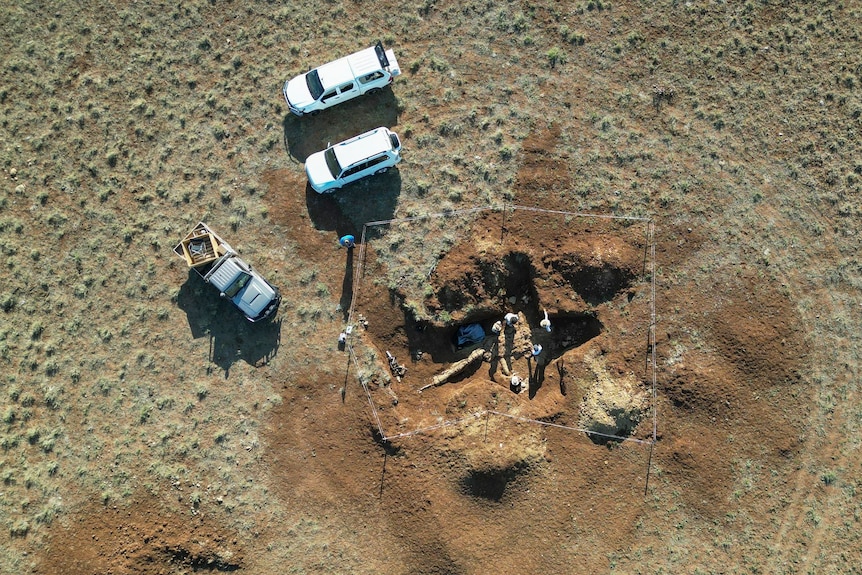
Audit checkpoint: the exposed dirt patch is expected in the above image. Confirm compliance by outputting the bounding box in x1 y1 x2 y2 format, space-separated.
345 126 809 532
708 274 807 389
40 495 243 575
426 216 643 316
341 171 653 521
578 347 648 441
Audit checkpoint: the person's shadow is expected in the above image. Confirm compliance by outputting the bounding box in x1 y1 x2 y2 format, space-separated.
176 272 281 377
340 247 354 321
528 356 547 399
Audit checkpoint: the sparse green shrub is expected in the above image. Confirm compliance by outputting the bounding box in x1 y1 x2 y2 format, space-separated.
0 433 19 450
512 13 528 33
560 25 586 45
0 293 15 312
25 427 40 445
96 378 113 396
438 122 462 137
139 405 152 424
416 180 431 196
156 396 174 410
35 505 57 525
44 386 60 408
428 56 448 72
44 360 59 377
212 123 229 141
10 519 29 537
299 268 317 285
30 322 44 340
39 432 57 452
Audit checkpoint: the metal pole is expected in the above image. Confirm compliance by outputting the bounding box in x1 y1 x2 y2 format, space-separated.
643 441 655 497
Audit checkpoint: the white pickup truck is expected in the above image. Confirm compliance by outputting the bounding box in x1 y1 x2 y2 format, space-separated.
174 222 281 323
283 41 401 116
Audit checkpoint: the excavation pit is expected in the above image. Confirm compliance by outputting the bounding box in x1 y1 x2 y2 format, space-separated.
350 207 654 448
460 466 523 502
398 311 603 368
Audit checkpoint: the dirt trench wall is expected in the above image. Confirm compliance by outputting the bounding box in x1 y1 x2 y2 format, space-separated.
426 227 644 322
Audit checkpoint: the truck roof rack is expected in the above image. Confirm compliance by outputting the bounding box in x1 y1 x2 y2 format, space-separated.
374 40 390 69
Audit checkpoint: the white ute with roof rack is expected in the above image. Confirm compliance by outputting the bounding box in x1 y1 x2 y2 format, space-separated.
283 41 401 116
305 127 402 193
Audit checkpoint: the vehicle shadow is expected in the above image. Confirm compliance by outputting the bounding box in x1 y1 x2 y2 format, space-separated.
305 169 401 238
283 88 399 163
176 272 281 377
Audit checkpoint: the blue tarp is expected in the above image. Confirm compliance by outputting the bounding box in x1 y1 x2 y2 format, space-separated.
455 323 485 347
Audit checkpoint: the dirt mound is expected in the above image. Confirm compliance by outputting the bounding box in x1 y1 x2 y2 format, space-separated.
436 403 549 502
664 434 735 515
40 494 243 575
542 242 641 307
577 348 647 443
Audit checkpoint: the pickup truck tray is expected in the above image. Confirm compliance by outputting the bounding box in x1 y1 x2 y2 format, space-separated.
174 222 228 268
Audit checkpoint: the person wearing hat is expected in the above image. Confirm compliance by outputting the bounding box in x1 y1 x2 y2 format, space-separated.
540 309 551 332
510 374 524 393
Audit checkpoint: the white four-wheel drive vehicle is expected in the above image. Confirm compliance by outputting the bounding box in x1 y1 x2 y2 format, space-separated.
283 41 401 116
174 222 281 323
305 127 402 193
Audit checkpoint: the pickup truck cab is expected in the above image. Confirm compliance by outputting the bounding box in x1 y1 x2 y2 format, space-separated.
283 41 401 116
305 127 402 193
174 222 281 323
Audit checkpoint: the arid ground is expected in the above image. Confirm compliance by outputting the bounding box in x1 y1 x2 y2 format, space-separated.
1 1 860 574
